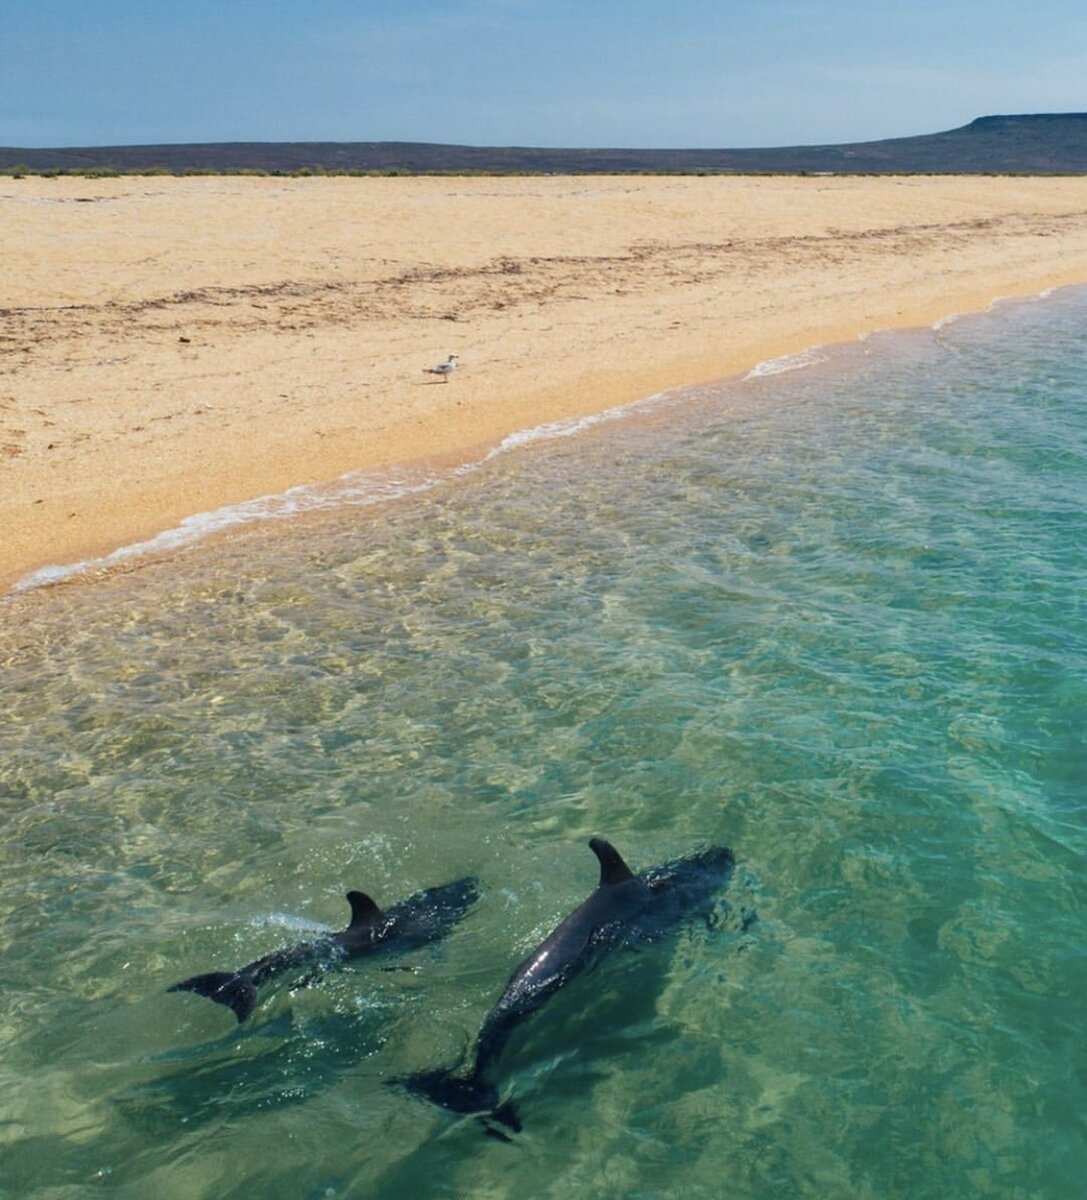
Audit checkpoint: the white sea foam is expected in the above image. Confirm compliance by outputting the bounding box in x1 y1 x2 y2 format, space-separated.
20 285 1070 597
932 311 968 330
743 347 826 379
252 912 331 934
479 392 666 462
933 291 1050 332
10 391 674 596
11 469 443 595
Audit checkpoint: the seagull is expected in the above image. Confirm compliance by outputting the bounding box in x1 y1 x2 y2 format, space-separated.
423 353 459 382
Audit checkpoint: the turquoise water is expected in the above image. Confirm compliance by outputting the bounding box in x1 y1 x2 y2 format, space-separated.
2 289 1085 1199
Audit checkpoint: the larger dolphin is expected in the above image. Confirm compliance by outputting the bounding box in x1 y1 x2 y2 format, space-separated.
169 876 479 1023
398 838 734 1132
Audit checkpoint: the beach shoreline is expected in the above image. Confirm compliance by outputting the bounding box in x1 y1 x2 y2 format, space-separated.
5 173 1087 595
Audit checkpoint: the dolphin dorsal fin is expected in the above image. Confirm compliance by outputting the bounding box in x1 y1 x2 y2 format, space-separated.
589 837 634 886
346 890 383 930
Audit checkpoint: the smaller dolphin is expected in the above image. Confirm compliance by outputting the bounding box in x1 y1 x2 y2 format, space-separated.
169 877 479 1023
397 838 734 1133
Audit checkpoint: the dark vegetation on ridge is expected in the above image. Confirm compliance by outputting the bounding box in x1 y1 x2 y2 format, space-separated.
2 114 1087 176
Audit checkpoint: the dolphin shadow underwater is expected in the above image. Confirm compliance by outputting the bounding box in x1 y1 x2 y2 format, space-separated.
116 1009 387 1133
169 877 479 1023
394 837 736 1136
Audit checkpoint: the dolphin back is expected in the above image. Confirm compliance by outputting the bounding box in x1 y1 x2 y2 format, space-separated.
383 876 480 946
167 970 258 1023
637 845 735 938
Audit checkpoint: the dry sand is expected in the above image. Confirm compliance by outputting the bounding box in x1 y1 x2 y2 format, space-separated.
4 173 1087 593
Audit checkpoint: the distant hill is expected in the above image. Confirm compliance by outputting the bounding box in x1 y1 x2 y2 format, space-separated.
3 114 1087 175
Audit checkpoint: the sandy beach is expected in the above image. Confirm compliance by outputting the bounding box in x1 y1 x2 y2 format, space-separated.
4 172 1087 593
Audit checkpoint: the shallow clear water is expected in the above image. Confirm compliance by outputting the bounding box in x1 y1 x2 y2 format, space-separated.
2 290 1085 1199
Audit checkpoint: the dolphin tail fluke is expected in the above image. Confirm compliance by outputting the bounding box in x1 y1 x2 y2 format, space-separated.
486 1099 523 1138
399 1068 498 1114
168 971 258 1023
397 1068 519 1133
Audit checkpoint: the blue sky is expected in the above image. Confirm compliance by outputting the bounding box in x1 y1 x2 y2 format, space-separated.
2 0 1085 148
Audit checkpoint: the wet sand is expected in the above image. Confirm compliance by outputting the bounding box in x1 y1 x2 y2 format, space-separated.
4 173 1087 592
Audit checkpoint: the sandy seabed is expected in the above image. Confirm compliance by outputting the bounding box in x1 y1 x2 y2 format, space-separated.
4 173 1087 592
